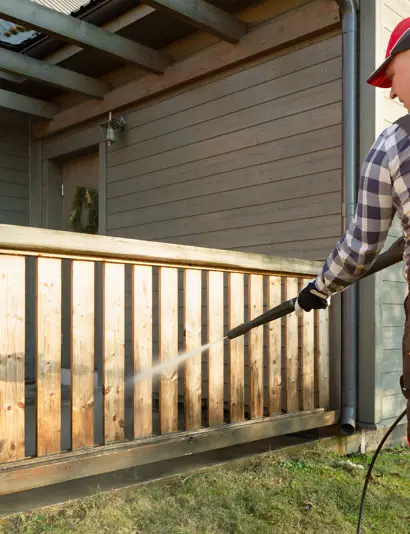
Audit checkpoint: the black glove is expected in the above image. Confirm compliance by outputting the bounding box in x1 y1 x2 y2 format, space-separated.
297 281 328 312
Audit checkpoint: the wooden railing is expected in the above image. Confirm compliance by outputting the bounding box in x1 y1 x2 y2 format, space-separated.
0 224 337 494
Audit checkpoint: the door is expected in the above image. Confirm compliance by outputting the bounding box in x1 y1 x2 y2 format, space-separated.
61 151 99 232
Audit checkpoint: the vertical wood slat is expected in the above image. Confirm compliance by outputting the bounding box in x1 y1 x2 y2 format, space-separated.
301 278 315 411
37 257 62 456
284 277 299 413
0 256 25 462
207 270 224 426
133 265 153 438
228 272 244 423
103 263 125 444
316 307 330 408
267 276 282 415
71 260 95 450
159 267 178 434
248 274 264 418
184 269 202 430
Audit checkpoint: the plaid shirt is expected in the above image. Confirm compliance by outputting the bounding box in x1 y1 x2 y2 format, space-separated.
315 118 410 297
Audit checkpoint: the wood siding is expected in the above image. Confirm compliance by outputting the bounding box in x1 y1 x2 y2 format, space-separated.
0 109 29 226
106 34 343 259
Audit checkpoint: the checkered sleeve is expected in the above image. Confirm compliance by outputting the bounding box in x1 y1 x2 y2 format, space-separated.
314 130 395 297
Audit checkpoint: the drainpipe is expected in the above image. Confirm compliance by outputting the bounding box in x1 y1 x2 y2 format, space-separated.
336 0 358 435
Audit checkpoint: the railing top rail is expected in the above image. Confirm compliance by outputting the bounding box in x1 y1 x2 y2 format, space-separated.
0 224 322 276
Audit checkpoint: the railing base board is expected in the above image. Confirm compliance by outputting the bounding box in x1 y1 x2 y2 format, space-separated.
0 409 338 495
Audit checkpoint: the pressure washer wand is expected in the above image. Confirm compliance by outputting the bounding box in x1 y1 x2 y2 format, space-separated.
226 237 405 340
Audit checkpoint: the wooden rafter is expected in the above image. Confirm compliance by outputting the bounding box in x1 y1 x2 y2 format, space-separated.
142 0 248 43
0 47 110 98
33 0 340 138
0 87 58 118
0 0 171 73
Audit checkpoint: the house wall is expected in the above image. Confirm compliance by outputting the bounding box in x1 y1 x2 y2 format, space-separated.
359 0 408 427
31 0 343 413
105 33 343 260
0 109 30 226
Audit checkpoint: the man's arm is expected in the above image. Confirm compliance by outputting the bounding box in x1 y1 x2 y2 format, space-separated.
298 130 395 310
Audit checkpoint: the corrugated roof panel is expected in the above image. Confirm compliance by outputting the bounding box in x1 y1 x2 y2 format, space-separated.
0 0 93 45
31 0 93 16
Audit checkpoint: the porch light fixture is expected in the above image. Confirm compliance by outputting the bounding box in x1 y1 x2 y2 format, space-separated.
101 112 126 147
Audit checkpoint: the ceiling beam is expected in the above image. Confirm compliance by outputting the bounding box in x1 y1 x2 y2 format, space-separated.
0 88 58 118
0 70 25 84
142 0 247 43
0 48 110 98
0 0 171 73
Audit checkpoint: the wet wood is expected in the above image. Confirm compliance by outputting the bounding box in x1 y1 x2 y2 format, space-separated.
37 257 62 456
133 265 153 438
267 275 282 415
301 278 315 411
159 267 178 433
103 263 125 443
228 272 244 422
207 270 224 425
248 274 264 418
316 307 330 408
284 277 299 413
184 269 202 430
71 260 95 449
0 255 25 462
0 409 339 495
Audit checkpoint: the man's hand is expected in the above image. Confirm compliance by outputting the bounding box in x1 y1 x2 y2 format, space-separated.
297 281 328 312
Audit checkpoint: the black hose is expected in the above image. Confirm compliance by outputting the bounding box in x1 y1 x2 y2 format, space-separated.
357 408 407 533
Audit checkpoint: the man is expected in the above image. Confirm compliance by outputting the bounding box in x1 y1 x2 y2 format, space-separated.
297 18 410 442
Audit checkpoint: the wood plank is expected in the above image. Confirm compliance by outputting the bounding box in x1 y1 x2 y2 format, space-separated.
133 265 153 438
184 269 202 430
267 276 282 415
34 0 340 138
108 34 342 134
37 257 61 456
103 263 125 443
316 307 329 408
109 61 342 168
0 0 170 74
159 267 178 433
0 255 25 462
207 270 224 425
143 0 247 43
116 192 342 245
301 278 315 411
248 274 264 418
71 260 95 450
228 272 244 422
284 277 299 413
0 409 338 495
108 97 341 184
0 225 324 277
107 126 341 197
108 169 342 230
142 215 342 252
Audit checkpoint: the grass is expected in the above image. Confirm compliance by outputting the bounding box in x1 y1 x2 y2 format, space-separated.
1 444 409 534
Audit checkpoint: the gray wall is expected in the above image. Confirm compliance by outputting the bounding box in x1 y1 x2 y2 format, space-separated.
106 33 343 261
0 109 29 226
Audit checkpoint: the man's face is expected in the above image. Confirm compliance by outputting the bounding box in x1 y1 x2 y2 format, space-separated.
387 50 410 110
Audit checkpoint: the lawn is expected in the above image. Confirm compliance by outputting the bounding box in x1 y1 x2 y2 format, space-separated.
1 444 409 534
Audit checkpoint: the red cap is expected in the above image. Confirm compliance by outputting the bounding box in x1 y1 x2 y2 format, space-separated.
367 18 410 88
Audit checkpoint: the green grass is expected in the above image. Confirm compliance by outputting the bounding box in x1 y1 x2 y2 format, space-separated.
1 445 409 534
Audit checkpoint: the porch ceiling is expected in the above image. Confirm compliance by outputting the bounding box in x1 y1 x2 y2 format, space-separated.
0 0 249 119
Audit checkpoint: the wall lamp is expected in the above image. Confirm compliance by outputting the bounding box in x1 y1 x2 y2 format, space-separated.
101 112 126 147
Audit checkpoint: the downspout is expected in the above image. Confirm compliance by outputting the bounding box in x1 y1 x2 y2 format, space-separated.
336 0 358 435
